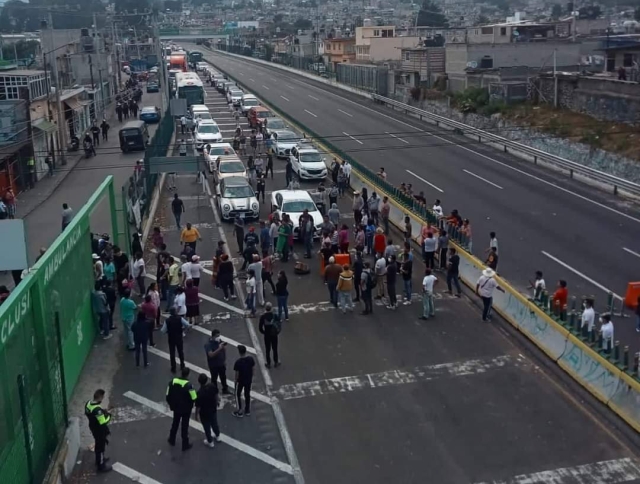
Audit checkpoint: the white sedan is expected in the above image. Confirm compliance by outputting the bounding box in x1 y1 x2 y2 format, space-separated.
272 130 301 159
270 189 323 240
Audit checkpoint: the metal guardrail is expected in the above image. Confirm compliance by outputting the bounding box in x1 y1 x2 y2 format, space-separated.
371 94 640 198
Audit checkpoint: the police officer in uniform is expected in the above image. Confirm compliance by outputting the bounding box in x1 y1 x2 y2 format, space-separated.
166 367 197 451
85 389 113 473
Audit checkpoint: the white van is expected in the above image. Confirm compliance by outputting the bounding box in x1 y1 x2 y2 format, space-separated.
190 104 210 118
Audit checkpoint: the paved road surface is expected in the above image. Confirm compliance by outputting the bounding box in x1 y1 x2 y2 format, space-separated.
69 77 640 484
193 45 640 356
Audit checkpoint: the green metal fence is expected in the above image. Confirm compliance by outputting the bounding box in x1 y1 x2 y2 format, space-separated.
0 176 119 484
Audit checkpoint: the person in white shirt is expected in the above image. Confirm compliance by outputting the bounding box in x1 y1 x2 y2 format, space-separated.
342 161 352 184
247 254 264 306
420 268 438 320
190 255 203 287
374 256 387 300
529 270 546 301
245 269 257 317
133 252 146 295
432 199 443 218
476 268 505 322
93 254 104 281
581 298 595 333
486 231 499 255
180 255 192 285
173 287 187 317
600 313 614 353
180 115 187 134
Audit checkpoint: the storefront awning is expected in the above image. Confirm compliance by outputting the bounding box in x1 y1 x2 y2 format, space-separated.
63 98 83 112
32 118 57 134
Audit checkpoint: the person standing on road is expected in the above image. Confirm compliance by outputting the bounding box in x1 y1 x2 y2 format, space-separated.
352 191 364 226
45 152 54 177
234 216 245 254
275 270 289 321
367 192 380 226
116 103 123 123
324 256 342 307
360 262 374 315
166 367 197 451
161 307 192 373
475 268 505 322
401 247 413 305
259 303 281 368
277 216 292 262
179 139 187 156
172 194 185 229
420 268 438 320
248 254 264 307
61 203 74 231
581 298 595 334
337 264 354 314
374 254 387 300
218 254 236 301
133 252 146 295
386 255 398 310
485 246 499 271
91 123 100 146
486 232 498 257
529 270 546 301
92 282 111 340
85 389 113 473
261 253 276 296
245 269 257 317
180 223 202 252
180 115 187 134
195 373 222 448
265 152 274 179
166 258 181 311
119 289 137 351
233 345 255 418
205 329 231 395
100 119 110 141
551 280 568 317
132 311 151 367
423 232 436 269
437 230 449 270
445 248 462 297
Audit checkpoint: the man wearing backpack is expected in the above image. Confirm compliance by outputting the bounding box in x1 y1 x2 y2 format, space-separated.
360 262 375 315
258 302 281 368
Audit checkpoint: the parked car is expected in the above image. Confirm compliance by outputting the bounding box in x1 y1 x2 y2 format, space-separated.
272 130 300 158
240 94 260 115
139 106 161 123
217 176 260 221
214 156 247 183
248 106 274 129
194 121 223 149
227 89 244 106
264 117 288 136
289 145 327 180
146 81 159 93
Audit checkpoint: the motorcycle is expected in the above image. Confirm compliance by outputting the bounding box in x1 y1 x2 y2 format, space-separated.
83 141 94 159
68 136 80 152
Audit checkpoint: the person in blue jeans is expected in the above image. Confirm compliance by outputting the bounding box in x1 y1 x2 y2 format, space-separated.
119 289 137 350
245 269 257 317
92 283 112 340
275 271 289 321
400 247 413 305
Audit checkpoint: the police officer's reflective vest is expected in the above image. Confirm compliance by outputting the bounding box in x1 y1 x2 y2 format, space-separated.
85 400 111 437
166 378 197 413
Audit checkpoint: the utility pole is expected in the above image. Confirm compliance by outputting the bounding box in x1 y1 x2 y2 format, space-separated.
112 19 122 88
92 12 103 120
42 51 56 168
49 11 67 165
553 48 558 108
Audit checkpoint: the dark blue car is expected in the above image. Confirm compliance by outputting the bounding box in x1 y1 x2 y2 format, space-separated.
146 81 159 93
139 106 161 123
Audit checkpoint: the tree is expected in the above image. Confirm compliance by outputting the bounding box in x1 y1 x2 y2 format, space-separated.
477 14 489 24
551 4 563 19
417 0 449 27
273 13 284 23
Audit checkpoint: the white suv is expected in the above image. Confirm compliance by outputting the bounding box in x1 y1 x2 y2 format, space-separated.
194 121 223 150
289 145 327 180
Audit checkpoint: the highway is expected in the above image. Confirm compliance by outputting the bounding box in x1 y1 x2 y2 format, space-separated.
193 44 640 353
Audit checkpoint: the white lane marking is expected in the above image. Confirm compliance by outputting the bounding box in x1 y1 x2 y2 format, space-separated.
249 78 255 82
123 392 293 475
308 95 319 101
160 222 218 231
304 109 317 118
541 251 623 300
262 85 270 90
406 169 444 193
281 95 290 102
342 131 363 145
270 77 276 81
473 457 640 484
146 347 271 405
386 131 409 144
203 177 304 484
338 109 353 117
623 247 640 259
239 72 245 76
276 355 516 400
286 84 295 89
145 274 244 314
190 324 257 354
113 463 163 484
463 169 504 190
229 57 640 225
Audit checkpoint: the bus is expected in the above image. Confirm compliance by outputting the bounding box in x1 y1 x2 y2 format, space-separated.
188 51 203 65
175 72 205 107
169 53 187 72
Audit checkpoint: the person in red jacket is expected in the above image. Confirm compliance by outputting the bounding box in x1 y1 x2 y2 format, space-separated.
373 227 386 257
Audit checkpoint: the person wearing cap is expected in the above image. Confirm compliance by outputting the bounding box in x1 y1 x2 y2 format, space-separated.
352 191 364 226
180 223 202 252
242 227 260 271
475 268 505 322
93 253 104 282
324 256 342 307
190 255 203 287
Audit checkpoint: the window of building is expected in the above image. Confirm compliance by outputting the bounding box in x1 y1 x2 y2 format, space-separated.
481 27 493 35
373 29 380 36
338 43 342 50
382 29 393 38
500 27 507 36
404 51 410 61
623 53 634 67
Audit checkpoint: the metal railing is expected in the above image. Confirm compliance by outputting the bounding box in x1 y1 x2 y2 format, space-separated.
371 94 640 198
